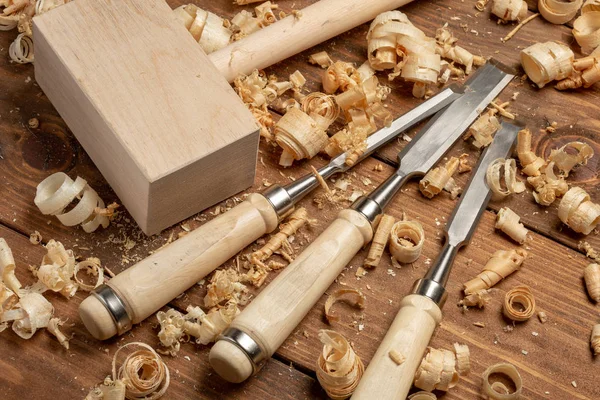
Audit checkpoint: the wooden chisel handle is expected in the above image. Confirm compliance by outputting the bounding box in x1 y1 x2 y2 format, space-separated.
79 194 279 340
351 294 442 399
209 209 373 383
209 0 417 82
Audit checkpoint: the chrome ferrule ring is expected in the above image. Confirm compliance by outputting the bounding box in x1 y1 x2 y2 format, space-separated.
219 327 267 374
91 284 133 335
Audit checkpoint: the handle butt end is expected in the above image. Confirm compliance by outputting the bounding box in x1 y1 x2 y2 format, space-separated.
209 340 254 383
79 295 118 340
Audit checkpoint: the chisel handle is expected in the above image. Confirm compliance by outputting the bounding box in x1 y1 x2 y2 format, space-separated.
79 194 279 340
209 0 417 82
209 209 373 383
351 294 442 399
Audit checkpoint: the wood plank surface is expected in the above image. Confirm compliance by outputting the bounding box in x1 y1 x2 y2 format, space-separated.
1 0 599 399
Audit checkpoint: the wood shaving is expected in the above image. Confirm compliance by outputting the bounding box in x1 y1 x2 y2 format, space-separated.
495 207 528 243
174 5 231 53
538 311 548 323
521 41 574 88
364 214 395 268
436 25 485 75
489 101 515 120
156 308 185 356
29 230 42 245
458 153 472 173
464 109 500 148
491 0 527 22
34 172 110 233
464 249 527 294
473 321 486 327
301 92 340 130
408 392 437 400
85 377 126 400
204 269 248 307
476 0 491 11
274 107 329 166
580 240 600 262
316 330 364 400
558 187 600 234
527 162 569 206
516 128 545 177
183 301 240 345
557 52 600 90
481 362 522 399
34 239 79 298
112 342 170 400
502 13 540 42
573 10 600 55
591 324 600 355
389 219 425 264
459 288 492 309
453 343 471 375
548 141 594 177
584 263 600 302
486 158 526 201
388 349 406 365
414 347 459 392
73 257 104 292
420 157 460 198
309 51 334 68
47 317 69 349
539 0 584 25
503 285 536 321
324 288 366 324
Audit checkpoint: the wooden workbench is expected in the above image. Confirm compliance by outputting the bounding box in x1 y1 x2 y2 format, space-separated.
1 0 598 398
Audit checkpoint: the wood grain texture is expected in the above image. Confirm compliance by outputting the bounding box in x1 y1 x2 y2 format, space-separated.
33 0 259 234
1 0 599 398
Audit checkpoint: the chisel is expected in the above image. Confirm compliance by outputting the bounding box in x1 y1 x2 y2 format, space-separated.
351 121 521 399
210 61 515 383
78 86 462 340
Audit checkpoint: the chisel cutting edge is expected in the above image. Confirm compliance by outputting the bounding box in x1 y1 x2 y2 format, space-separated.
210 61 515 384
78 85 462 341
351 121 522 400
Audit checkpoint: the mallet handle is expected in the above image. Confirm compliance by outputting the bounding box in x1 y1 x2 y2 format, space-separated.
209 0 417 82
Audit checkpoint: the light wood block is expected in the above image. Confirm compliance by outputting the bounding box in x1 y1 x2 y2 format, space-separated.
33 0 258 235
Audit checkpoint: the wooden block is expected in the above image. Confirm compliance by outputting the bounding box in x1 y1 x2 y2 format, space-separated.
33 0 258 235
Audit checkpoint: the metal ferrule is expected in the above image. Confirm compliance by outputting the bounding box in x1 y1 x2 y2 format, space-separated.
91 284 133 335
412 279 448 308
350 196 383 224
263 164 341 220
219 327 268 374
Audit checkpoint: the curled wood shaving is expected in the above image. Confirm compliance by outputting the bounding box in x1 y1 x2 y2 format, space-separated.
584 263 600 302
301 92 340 130
491 0 527 22
495 207 528 244
420 157 460 198
476 0 491 11
464 110 500 148
274 107 329 166
521 41 574 88
204 269 248 307
9 32 33 63
481 363 523 399
324 288 366 324
74 257 104 292
309 51 334 68
548 141 594 177
156 309 184 356
464 249 527 295
583 0 600 12
539 0 584 25
556 54 600 90
34 172 110 233
516 128 545 177
316 330 364 400
389 219 425 263
401 53 441 98
112 342 170 400
85 377 127 400
174 5 231 54
459 288 492 309
414 347 459 392
453 343 471 376
184 301 240 345
527 162 569 206
558 186 600 234
503 285 536 321
0 238 23 297
47 317 69 349
591 324 600 355
458 153 472 173
36 239 78 298
486 158 526 201
364 214 395 268
2 292 53 339
436 26 485 75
